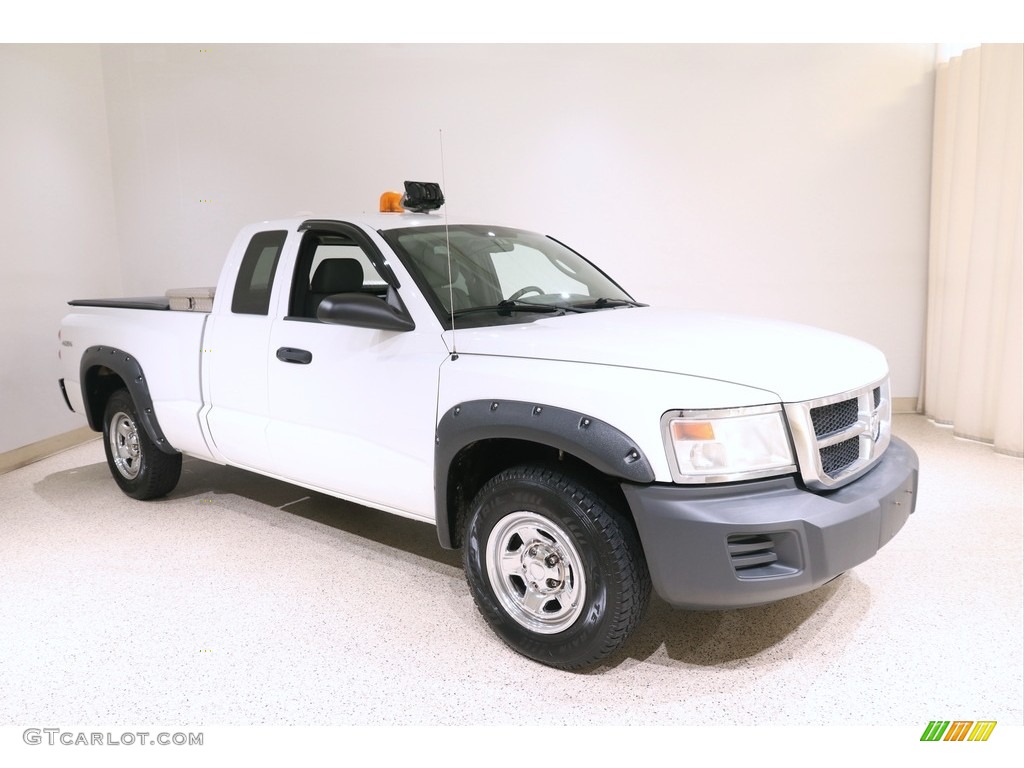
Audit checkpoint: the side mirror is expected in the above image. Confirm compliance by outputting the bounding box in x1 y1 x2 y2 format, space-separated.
317 292 415 332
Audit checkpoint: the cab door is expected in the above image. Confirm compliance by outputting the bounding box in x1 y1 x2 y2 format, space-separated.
264 224 446 521
203 228 292 471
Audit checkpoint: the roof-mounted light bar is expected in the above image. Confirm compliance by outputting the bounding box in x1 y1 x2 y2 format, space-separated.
379 181 445 214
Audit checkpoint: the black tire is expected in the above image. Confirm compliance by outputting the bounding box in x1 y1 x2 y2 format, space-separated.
463 463 651 670
102 388 182 500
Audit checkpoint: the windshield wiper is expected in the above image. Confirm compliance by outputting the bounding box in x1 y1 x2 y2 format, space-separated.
451 299 566 318
571 297 645 309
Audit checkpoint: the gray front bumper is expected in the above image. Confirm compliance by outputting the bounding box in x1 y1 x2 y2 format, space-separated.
621 436 919 609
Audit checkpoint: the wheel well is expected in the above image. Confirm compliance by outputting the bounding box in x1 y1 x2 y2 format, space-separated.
82 365 126 432
445 438 634 549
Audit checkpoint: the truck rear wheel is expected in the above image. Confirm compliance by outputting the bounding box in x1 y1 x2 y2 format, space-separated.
102 389 181 500
463 464 650 670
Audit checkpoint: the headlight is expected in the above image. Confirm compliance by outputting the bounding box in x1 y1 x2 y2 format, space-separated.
661 405 796 484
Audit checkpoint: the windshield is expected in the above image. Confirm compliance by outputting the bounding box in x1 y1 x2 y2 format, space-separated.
381 225 638 328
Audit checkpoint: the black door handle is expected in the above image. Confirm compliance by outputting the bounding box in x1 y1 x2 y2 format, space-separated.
276 347 312 364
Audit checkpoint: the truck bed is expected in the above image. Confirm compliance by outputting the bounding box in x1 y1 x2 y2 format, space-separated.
60 303 214 460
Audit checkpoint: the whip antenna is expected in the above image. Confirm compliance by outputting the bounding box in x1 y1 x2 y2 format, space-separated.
440 129 457 360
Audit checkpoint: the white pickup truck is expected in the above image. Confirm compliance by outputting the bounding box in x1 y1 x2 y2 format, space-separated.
58 182 918 669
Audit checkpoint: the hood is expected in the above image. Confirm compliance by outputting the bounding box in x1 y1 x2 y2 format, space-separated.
445 307 888 403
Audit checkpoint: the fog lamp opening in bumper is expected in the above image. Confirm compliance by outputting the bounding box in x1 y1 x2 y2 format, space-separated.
727 531 802 579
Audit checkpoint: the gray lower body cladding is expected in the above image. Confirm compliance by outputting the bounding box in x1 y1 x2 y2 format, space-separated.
621 437 919 609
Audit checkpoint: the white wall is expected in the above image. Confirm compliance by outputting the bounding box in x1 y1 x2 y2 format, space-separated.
101 44 934 399
2 44 937 455
0 45 122 453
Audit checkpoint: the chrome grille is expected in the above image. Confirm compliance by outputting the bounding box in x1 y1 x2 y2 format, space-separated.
810 398 859 437
820 437 861 477
784 378 892 490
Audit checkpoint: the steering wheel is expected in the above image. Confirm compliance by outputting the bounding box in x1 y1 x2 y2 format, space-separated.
506 286 544 301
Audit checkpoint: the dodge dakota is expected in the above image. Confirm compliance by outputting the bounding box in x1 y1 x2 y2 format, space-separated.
58 182 919 669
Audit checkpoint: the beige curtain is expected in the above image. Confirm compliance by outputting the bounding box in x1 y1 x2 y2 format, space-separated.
924 44 1024 457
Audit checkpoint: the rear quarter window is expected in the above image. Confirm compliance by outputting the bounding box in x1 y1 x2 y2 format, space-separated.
232 230 288 315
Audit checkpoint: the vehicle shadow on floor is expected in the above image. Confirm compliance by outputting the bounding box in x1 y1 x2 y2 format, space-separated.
171 457 464 569
607 572 868 671
36 456 868 673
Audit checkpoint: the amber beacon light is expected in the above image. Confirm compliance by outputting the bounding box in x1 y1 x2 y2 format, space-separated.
379 191 404 213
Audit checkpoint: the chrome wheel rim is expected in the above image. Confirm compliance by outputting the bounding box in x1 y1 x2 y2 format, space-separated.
485 511 586 634
109 411 141 480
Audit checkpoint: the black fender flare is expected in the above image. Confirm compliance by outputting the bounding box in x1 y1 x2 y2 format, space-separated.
434 399 655 548
79 345 178 455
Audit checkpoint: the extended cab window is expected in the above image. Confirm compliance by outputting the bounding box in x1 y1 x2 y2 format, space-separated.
232 230 287 315
288 231 389 319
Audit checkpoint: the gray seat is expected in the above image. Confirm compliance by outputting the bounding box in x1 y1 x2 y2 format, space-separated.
306 258 364 318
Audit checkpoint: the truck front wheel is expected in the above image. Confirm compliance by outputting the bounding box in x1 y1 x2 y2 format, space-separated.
102 388 181 500
463 464 650 669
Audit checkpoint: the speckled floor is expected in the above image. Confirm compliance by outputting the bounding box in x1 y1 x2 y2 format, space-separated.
0 415 1020 726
